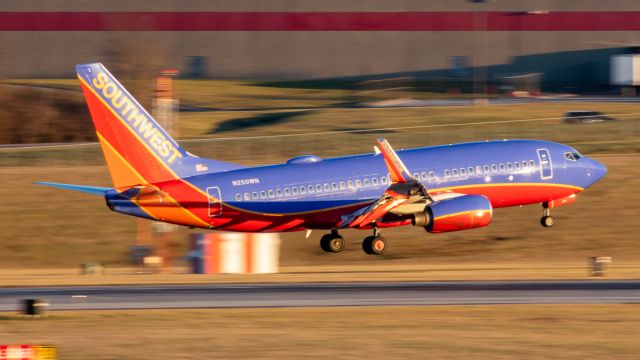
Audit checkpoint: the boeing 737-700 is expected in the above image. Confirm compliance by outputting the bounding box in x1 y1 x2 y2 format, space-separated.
38 63 607 255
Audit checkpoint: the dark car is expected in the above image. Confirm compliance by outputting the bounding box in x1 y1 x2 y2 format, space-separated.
564 110 616 124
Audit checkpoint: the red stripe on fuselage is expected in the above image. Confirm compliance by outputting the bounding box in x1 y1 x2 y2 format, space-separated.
193 183 581 232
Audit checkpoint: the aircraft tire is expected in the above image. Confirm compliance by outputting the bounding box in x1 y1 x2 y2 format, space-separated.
362 236 374 255
321 234 345 253
362 236 386 255
541 215 555 228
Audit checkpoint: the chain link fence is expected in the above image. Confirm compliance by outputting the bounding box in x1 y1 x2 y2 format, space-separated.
1 113 638 167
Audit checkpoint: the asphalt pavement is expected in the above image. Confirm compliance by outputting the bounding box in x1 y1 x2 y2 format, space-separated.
1 280 639 311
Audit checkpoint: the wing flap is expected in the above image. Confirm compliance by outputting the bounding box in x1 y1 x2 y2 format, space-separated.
338 138 433 229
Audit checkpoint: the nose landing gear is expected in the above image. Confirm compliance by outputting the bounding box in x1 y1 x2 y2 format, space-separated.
540 203 555 227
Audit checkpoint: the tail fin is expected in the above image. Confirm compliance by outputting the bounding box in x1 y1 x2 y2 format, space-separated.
76 63 241 189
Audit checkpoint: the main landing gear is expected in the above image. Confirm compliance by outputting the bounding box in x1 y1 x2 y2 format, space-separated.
362 228 387 256
320 228 387 255
320 229 345 253
540 202 555 228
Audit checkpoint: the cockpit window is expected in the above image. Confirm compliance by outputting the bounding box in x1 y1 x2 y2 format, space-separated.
565 151 582 161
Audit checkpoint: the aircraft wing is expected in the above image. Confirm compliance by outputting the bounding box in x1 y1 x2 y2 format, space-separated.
338 138 432 229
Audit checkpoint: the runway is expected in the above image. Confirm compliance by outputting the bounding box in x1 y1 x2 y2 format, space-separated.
1 280 639 311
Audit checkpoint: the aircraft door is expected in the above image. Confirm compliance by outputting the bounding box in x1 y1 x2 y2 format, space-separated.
206 186 222 217
536 149 553 180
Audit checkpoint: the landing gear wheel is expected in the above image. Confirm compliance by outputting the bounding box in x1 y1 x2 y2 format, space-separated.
362 236 387 255
320 234 345 253
541 215 555 228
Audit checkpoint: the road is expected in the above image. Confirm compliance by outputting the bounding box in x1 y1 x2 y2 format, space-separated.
1 280 639 311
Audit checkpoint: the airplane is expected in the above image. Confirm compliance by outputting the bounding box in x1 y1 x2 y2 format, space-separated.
38 63 607 255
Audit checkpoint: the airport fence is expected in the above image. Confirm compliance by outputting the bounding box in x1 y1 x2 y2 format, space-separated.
0 113 638 167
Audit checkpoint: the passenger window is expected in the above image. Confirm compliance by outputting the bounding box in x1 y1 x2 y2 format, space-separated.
339 181 346 190
300 186 306 194
308 185 315 193
420 172 427 180
355 180 362 188
522 161 528 168
244 193 250 201
292 187 298 195
515 162 521 170
276 189 282 197
468 167 474 175
413 173 420 180
428 171 436 179
317 184 323 192
530 160 535 168
284 188 290 196
444 170 450 178
268 190 275 198
483 165 490 173
235 194 242 201
452 169 458 177
491 164 497 172
372 178 379 186
499 163 505 172
381 176 388 185
507 163 513 171
260 191 266 199
476 165 482 174
364 179 370 187
460 168 466 176
331 182 338 191
324 183 330 191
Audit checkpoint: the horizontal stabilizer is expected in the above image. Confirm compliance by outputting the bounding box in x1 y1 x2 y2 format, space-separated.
35 182 110 196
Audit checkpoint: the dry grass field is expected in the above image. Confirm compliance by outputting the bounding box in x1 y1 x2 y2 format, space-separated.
0 153 637 273
1 305 639 359
0 81 639 274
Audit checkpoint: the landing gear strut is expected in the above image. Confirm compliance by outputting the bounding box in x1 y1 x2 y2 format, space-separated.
362 227 387 255
540 203 555 228
320 229 345 253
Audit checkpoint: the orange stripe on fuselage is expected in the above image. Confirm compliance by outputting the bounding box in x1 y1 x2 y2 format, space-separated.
96 131 210 228
97 132 146 188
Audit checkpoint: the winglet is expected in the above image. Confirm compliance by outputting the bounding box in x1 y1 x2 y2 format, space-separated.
376 138 414 183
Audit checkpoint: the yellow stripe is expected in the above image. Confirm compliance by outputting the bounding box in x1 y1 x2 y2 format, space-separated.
435 182 584 192
434 209 491 221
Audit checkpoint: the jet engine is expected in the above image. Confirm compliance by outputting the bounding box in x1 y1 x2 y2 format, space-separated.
412 194 492 233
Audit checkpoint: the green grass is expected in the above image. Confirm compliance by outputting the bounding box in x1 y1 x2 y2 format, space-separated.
1 305 639 359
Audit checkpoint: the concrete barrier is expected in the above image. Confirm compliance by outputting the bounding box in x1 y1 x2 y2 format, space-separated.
189 233 280 274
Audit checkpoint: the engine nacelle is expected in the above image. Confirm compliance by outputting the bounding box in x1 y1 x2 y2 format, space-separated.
412 194 492 233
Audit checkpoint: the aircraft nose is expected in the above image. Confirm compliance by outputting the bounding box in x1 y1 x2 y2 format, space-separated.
586 157 607 183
